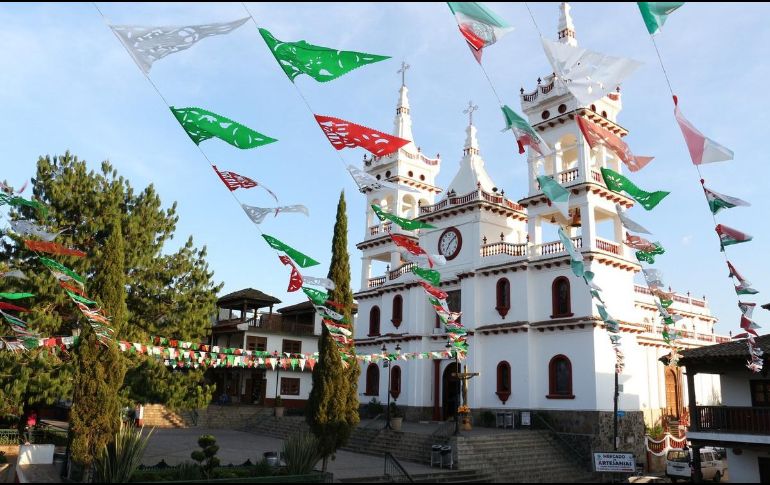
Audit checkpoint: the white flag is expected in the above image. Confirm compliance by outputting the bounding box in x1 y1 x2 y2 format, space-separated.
615 204 652 235
347 165 420 194
542 38 641 107
110 18 249 74
303 276 336 291
10 220 63 241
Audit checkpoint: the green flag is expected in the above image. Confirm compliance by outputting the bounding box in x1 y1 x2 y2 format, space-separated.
501 105 548 156
558 227 584 277
39 257 85 284
635 243 665 264
0 292 34 300
600 168 669 210
637 2 685 35
0 193 48 217
411 266 440 286
371 204 434 231
302 287 329 306
537 175 570 218
170 106 277 148
262 234 319 268
259 28 390 83
704 186 750 215
66 291 98 306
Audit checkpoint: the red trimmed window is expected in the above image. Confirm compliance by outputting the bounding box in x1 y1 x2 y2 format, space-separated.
369 306 381 336
390 365 402 400
365 363 380 396
547 355 574 399
496 278 511 318
392 295 403 328
551 277 573 318
280 378 300 396
496 361 511 404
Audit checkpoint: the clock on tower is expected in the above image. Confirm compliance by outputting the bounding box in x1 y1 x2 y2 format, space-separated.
438 227 462 261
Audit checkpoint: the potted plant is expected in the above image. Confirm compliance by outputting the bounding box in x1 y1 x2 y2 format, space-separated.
389 403 404 431
366 398 383 419
458 405 472 431
274 396 285 418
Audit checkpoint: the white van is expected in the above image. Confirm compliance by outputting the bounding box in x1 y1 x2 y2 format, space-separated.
666 447 726 482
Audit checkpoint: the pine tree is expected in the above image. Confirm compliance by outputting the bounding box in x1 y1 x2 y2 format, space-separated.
306 191 359 470
71 216 127 466
0 153 219 423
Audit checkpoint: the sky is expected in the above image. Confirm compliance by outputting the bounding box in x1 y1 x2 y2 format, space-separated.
0 2 768 337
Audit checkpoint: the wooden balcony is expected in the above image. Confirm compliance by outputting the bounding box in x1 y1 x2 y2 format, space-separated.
694 406 770 435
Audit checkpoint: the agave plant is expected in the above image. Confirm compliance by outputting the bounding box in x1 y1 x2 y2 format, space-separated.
282 433 321 475
93 423 154 483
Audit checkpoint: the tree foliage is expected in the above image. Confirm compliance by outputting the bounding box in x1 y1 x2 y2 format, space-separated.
306 191 359 468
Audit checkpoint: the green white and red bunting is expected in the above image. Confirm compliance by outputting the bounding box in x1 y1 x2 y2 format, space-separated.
673 96 733 165
703 185 750 215
727 261 759 296
447 2 513 63
715 224 752 248
501 105 549 156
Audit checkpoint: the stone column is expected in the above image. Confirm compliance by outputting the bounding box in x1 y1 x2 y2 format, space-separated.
361 257 372 290
582 205 597 251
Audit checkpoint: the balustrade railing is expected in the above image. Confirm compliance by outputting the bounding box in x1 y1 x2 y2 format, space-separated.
595 237 621 256
388 262 415 280
480 242 527 257
695 406 770 434
368 276 386 289
419 187 523 215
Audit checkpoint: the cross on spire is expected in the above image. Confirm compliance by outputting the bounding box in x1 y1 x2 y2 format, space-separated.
463 101 479 126
398 61 410 86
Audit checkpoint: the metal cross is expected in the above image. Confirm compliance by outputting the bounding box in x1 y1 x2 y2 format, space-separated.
398 61 410 86
463 101 479 125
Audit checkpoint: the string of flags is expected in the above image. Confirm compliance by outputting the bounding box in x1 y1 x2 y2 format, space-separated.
635 2 764 371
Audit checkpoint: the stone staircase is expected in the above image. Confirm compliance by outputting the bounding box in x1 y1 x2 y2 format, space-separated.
340 470 495 483
240 416 310 438
455 431 597 483
142 405 273 429
341 427 440 465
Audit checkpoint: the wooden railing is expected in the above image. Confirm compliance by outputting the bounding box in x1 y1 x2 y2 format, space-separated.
248 316 315 336
369 222 393 237
480 242 528 257
695 406 770 434
595 237 622 256
591 170 603 183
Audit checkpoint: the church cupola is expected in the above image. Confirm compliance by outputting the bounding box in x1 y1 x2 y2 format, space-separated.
557 2 577 47
447 102 496 196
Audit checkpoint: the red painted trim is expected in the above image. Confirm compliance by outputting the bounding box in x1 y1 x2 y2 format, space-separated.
548 354 574 399
496 278 511 318
551 277 572 318
369 306 381 336
365 363 379 396
391 295 403 328
496 361 511 404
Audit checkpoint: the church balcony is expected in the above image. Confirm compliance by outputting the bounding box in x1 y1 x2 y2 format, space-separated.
364 148 440 167
418 187 525 217
533 236 583 257
369 222 393 237
480 242 528 258
367 276 386 289
640 321 730 344
634 285 708 309
388 262 415 280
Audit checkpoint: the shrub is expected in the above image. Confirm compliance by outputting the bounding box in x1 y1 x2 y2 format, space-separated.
191 434 220 478
170 461 202 481
366 398 383 418
282 433 321 475
254 458 272 477
0 451 7 465
388 402 403 418
481 411 496 428
93 424 154 483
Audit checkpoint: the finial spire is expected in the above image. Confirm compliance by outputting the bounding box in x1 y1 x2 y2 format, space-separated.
398 61 410 87
463 100 479 126
558 2 577 47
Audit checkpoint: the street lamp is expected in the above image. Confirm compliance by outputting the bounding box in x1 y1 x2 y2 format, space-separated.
273 350 281 405
446 340 460 436
382 342 401 430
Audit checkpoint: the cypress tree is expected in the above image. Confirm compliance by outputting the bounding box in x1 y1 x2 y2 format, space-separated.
71 215 127 467
306 191 359 470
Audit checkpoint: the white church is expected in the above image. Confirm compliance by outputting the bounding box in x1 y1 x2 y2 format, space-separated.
353 3 724 433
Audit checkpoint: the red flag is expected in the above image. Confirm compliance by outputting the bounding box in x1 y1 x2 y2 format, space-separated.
419 281 448 300
577 117 653 172
213 165 259 191
314 115 410 157
0 302 30 312
390 234 433 267
24 240 86 258
278 255 303 292
59 280 87 297
623 233 657 251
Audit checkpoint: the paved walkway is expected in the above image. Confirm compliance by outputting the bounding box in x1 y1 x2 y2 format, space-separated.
144 428 436 480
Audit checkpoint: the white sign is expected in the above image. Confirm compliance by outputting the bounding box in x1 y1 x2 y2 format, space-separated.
593 452 636 473
520 411 531 426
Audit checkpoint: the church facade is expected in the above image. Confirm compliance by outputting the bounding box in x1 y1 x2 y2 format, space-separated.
353 3 724 435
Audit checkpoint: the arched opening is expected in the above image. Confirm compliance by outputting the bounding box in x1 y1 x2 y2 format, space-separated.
442 362 460 420
390 365 402 400
496 278 511 318
369 306 380 336
365 363 380 396
665 367 681 419
547 355 574 399
496 361 511 404
402 194 417 218
392 295 403 328
551 277 572 318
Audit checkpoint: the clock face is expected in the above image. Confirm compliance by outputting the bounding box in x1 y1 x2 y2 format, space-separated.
438 228 462 261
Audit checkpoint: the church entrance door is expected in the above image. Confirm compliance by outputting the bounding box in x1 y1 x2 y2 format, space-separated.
442 362 460 421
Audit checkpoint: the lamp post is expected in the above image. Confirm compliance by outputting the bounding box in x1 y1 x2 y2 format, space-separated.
446 341 460 436
382 342 402 430
273 350 281 404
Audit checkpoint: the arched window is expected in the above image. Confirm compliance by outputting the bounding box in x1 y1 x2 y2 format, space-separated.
496 361 511 404
547 355 574 399
365 364 380 396
369 306 380 336
392 295 403 328
496 278 511 318
390 365 402 400
551 277 572 318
